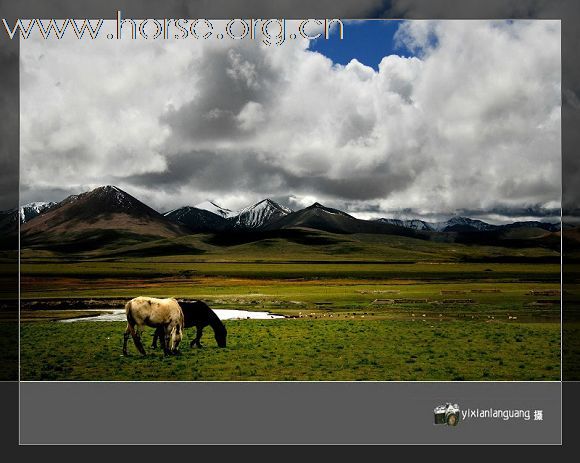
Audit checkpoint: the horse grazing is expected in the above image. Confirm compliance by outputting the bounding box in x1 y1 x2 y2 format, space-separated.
123 297 184 356
152 300 227 349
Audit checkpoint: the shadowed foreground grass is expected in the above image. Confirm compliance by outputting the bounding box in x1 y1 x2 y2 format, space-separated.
20 319 560 381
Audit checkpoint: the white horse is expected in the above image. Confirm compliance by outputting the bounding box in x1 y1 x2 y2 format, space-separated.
123 297 184 356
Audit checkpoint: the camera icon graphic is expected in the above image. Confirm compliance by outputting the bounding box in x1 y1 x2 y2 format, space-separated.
434 403 461 426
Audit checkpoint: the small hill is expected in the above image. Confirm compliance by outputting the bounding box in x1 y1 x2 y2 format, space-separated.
265 203 424 237
164 206 232 232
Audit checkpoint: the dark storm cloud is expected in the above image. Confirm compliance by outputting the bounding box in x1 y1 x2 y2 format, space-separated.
123 146 421 203
285 174 404 200
498 177 561 202
124 150 284 192
456 205 561 219
282 160 419 201
161 44 282 144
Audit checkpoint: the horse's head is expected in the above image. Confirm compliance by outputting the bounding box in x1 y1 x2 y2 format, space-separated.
170 323 183 353
215 324 227 348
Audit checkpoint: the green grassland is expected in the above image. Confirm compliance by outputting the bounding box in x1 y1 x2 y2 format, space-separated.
16 229 563 381
20 319 560 381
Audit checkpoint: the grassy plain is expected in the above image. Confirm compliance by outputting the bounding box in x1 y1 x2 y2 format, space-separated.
20 319 560 381
16 229 562 381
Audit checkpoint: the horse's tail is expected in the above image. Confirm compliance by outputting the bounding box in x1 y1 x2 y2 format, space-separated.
125 301 137 335
178 307 185 336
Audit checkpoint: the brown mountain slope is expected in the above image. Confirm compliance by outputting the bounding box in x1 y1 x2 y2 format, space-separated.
21 185 188 242
264 202 426 238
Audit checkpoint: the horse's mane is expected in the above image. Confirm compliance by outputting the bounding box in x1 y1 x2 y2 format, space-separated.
208 307 226 335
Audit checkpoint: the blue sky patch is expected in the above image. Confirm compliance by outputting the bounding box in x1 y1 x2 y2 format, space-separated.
308 20 414 71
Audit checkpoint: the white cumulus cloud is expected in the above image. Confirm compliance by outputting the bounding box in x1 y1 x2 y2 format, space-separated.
20 19 561 221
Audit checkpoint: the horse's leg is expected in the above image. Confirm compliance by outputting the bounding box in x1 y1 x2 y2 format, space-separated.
189 325 199 347
190 325 204 348
156 326 167 353
131 324 147 356
163 325 172 356
123 323 132 356
171 323 182 355
151 327 161 349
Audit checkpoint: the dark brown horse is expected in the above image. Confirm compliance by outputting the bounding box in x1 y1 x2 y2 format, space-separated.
152 300 227 349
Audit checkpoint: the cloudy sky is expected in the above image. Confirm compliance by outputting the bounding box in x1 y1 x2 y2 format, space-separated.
20 19 561 223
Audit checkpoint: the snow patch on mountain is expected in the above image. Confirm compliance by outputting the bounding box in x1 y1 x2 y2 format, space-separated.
375 216 498 232
163 206 195 221
375 218 434 231
433 216 497 232
195 201 236 219
307 203 351 217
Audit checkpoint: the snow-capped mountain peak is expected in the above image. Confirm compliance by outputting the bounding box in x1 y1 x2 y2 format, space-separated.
170 198 292 229
233 199 292 228
19 201 57 223
264 198 292 214
238 199 292 215
376 215 498 232
433 216 497 232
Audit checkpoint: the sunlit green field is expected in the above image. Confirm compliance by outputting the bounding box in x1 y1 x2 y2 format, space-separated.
18 260 561 381
16 230 563 381
20 319 560 381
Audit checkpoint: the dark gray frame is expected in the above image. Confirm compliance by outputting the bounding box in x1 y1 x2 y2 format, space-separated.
1 0 576 446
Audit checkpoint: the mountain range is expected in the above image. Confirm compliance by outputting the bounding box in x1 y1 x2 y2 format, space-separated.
164 198 294 231
376 216 560 233
2 185 560 250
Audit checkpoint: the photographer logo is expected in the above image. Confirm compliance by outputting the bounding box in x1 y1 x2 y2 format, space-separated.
434 403 461 426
